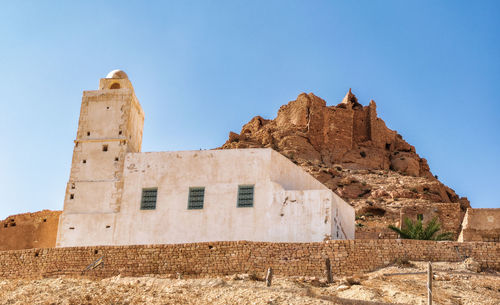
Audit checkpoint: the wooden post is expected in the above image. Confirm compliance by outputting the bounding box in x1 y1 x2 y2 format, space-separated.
325 258 333 283
427 262 432 305
266 267 273 287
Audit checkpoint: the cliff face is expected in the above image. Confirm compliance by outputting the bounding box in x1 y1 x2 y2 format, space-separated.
220 91 470 235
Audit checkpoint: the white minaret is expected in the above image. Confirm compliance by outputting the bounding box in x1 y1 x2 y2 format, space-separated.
56 70 144 247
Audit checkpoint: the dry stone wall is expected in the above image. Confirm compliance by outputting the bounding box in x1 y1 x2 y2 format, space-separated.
0 240 498 279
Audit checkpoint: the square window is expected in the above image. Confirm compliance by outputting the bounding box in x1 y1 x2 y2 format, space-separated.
188 187 205 209
140 188 157 210
87 132 90 136
102 145 108 152
417 214 424 221
237 185 254 207
70 194 74 200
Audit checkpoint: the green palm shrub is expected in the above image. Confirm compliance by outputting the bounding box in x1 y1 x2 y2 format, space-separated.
388 216 454 241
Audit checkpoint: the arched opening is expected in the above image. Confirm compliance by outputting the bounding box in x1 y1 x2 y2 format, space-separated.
110 83 121 89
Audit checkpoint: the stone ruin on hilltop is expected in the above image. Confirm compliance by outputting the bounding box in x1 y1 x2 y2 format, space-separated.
219 89 473 239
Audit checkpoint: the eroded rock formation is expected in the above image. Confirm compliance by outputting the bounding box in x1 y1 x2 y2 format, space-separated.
220 91 470 237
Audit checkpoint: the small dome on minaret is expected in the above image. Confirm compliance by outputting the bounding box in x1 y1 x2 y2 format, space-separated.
106 69 128 79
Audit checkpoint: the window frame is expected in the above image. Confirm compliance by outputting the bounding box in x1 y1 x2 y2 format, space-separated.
187 187 205 210
237 184 254 208
140 187 158 210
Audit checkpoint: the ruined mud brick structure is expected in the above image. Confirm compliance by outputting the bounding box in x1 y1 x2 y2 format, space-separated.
221 89 436 179
219 89 479 239
0 210 60 251
459 208 500 242
400 203 463 239
0 240 498 279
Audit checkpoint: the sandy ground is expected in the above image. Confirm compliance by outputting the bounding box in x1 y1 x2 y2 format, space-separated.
0 262 498 305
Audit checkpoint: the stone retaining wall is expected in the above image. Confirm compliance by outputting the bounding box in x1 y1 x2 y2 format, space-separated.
0 240 498 279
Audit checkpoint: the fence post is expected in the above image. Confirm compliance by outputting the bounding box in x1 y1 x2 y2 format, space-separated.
266 267 273 287
325 258 333 283
427 262 432 305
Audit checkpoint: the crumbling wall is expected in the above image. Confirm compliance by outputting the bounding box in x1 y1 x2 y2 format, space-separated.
0 210 61 251
0 240 497 279
355 227 398 240
219 91 470 238
459 208 500 242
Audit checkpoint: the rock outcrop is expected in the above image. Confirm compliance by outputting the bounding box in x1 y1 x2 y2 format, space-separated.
220 91 470 236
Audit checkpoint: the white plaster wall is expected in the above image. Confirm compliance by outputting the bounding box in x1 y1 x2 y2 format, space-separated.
63 181 118 214
269 185 334 242
114 149 273 245
72 141 123 181
332 194 355 239
270 150 355 239
57 148 355 247
80 92 131 140
57 213 116 247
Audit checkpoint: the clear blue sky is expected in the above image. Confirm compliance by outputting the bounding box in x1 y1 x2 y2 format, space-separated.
0 1 498 219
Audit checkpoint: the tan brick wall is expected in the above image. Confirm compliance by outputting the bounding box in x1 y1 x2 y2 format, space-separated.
0 210 60 251
0 240 498 279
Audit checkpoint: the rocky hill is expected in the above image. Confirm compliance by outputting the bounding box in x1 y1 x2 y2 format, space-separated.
219 90 470 237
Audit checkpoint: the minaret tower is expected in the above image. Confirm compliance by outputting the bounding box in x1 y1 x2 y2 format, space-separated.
56 70 144 246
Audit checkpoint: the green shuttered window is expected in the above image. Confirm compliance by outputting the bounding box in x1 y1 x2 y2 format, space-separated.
140 188 158 210
237 185 254 207
188 187 205 209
